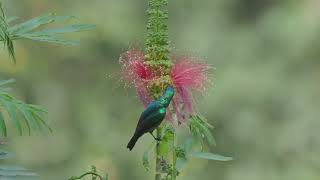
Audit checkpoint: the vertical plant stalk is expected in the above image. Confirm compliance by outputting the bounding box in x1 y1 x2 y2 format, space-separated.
172 131 177 180
155 126 162 180
144 0 172 180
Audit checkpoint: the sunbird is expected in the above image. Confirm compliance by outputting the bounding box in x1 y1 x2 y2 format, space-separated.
127 86 175 151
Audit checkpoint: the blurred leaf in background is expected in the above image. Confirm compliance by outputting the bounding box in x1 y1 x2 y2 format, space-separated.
0 1 95 63
0 148 39 180
0 79 51 136
1 0 320 180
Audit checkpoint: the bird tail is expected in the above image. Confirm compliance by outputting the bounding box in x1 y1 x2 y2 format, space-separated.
127 134 140 151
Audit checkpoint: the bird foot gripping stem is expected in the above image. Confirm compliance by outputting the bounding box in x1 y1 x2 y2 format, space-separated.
150 132 162 143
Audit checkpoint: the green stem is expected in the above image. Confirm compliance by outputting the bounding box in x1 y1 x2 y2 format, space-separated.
155 127 162 180
144 0 171 179
172 132 177 180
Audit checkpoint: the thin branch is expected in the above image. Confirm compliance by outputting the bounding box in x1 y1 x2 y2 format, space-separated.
68 172 104 180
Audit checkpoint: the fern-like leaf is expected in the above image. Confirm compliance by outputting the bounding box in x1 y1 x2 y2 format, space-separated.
0 79 51 136
0 3 16 62
0 3 95 63
189 115 216 148
9 14 95 46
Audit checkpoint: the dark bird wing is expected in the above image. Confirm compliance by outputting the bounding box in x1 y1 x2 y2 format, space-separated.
137 109 165 133
137 101 160 126
127 101 166 150
135 101 166 134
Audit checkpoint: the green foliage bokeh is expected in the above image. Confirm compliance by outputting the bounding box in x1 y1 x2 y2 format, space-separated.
1 0 319 180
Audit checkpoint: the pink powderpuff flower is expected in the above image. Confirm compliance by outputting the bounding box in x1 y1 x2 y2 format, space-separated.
170 56 212 124
119 50 154 107
120 50 212 124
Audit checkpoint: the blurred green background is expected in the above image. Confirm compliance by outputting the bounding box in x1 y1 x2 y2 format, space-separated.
1 0 320 180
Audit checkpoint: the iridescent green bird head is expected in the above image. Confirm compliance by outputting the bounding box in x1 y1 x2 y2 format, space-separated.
159 86 174 107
